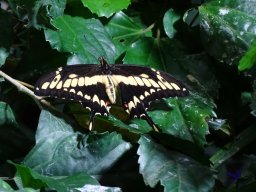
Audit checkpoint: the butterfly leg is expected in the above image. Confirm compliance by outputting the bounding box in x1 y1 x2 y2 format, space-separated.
141 113 160 132
88 111 95 131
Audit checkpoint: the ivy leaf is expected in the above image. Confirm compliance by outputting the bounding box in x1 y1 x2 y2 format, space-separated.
163 9 180 38
23 110 131 176
44 15 116 64
105 12 151 57
81 0 131 18
138 136 214 192
198 0 256 65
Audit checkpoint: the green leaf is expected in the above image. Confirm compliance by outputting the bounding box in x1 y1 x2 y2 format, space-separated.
152 95 214 146
250 81 256 117
8 0 66 29
0 178 15 192
163 9 180 38
44 15 116 64
199 0 256 65
23 110 131 176
238 39 256 71
0 9 14 65
0 102 17 126
81 0 131 18
11 162 99 191
105 12 151 57
0 47 9 67
138 136 214 192
126 94 214 147
210 123 256 169
124 37 168 70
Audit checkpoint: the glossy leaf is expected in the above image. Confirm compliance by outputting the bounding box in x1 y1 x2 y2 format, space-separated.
105 12 151 56
12 162 100 191
44 15 116 64
81 0 131 18
138 136 214 192
199 0 256 65
163 9 180 38
238 39 256 71
0 102 17 126
23 110 131 176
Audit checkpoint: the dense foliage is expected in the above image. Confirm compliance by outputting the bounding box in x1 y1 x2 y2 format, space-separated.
0 0 256 191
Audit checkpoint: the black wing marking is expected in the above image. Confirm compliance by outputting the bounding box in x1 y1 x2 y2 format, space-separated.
34 65 110 130
111 64 188 131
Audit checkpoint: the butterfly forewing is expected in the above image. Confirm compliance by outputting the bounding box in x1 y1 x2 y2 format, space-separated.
34 64 109 116
110 65 188 117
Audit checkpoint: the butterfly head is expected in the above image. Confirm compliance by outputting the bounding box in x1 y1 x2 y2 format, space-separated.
99 57 110 72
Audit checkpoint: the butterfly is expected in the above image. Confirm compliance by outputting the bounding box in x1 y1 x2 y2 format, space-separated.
34 57 189 131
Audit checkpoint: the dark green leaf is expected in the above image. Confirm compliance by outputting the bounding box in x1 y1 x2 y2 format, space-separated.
105 12 151 57
250 81 256 117
0 10 14 65
0 178 15 192
81 0 131 18
8 0 66 29
126 94 214 147
238 39 256 71
70 185 122 192
210 123 256 169
23 110 131 176
11 162 99 192
0 102 17 126
44 15 116 64
138 136 214 192
163 9 180 38
199 0 256 65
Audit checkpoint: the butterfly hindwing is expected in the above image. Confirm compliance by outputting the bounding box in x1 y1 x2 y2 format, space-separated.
111 65 188 114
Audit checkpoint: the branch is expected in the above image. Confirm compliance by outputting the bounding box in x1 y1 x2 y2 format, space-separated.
0 70 55 111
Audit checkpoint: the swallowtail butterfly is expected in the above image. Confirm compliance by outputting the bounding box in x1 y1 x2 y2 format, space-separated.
34 57 189 131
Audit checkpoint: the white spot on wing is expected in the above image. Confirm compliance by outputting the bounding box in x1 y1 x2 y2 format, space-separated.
41 82 50 90
77 91 83 97
63 79 72 88
140 73 149 78
142 78 151 87
69 74 78 78
71 78 78 87
134 76 144 86
78 77 84 86
171 83 180 90
92 95 100 103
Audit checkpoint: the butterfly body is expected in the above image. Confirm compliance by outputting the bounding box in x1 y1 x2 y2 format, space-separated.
34 57 189 131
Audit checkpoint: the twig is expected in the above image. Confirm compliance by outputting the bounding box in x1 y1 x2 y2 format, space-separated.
0 70 55 111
